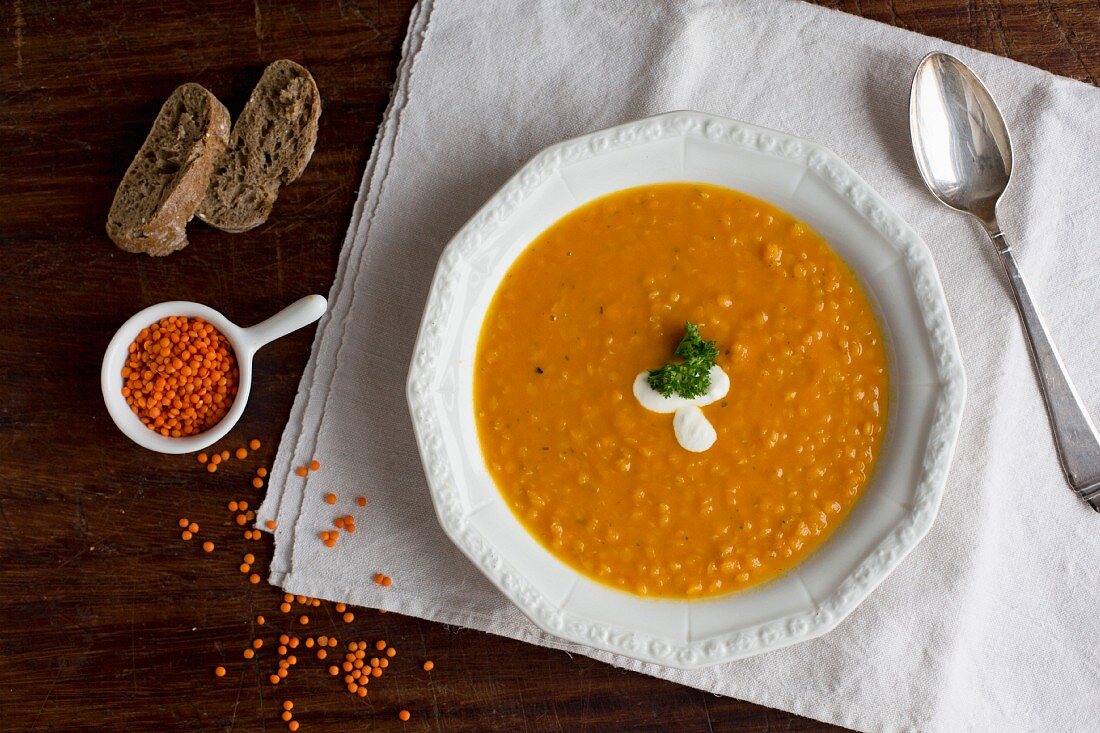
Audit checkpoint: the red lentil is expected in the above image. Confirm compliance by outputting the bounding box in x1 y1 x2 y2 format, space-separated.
122 316 238 437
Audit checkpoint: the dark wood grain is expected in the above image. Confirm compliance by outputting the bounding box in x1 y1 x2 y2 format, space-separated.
0 2 1095 731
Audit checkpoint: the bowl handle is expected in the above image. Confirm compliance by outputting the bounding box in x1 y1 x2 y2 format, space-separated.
241 295 328 352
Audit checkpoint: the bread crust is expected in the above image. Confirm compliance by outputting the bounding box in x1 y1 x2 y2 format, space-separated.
106 83 230 256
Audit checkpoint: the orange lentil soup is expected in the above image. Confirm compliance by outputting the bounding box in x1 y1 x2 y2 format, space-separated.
474 183 889 598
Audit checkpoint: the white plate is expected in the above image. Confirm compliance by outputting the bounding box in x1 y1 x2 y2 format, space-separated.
407 111 965 669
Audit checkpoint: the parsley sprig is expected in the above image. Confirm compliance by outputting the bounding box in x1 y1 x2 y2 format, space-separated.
647 322 718 399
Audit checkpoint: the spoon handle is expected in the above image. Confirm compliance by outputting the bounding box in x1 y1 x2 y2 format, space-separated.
992 233 1100 510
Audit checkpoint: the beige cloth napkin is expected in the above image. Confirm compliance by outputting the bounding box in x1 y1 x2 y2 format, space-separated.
258 1 1100 730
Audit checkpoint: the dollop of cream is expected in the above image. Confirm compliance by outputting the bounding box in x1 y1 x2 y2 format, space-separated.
633 365 728 451
632 365 729 413
672 404 717 452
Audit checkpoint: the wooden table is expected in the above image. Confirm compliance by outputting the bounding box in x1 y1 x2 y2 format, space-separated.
1 2 1095 731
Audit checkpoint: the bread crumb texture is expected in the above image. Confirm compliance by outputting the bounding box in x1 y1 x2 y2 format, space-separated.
197 60 321 233
106 83 229 256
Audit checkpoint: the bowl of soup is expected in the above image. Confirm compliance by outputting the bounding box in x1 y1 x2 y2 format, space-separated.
407 111 965 668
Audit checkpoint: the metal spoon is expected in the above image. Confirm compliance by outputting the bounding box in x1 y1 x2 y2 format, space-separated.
910 51 1100 511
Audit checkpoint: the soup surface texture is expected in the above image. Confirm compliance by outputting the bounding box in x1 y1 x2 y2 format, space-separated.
474 183 888 598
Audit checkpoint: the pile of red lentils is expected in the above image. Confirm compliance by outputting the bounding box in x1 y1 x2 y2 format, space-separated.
183 440 424 728
122 316 239 437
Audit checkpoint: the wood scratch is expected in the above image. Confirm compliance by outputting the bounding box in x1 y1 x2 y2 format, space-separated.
701 694 716 733
32 660 64 722
254 0 263 58
986 0 1013 58
1042 0 1096 84
14 0 25 70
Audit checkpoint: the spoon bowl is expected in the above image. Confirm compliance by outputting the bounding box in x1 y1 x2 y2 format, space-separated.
101 294 327 454
910 52 1013 232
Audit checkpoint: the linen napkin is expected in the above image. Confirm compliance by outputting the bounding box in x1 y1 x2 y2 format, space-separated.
257 1 1100 730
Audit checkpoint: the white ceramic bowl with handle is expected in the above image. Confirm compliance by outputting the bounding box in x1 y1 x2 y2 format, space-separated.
407 111 966 669
101 294 327 454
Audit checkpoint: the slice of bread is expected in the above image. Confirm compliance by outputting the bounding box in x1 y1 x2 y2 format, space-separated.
106 83 230 256
197 60 321 233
